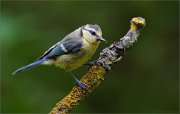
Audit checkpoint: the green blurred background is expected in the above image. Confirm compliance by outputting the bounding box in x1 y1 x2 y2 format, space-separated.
1 1 179 113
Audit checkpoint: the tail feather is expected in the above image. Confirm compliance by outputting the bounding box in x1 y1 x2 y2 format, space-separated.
12 58 47 75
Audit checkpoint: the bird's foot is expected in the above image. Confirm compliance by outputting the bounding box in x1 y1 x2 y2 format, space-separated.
84 61 101 66
75 79 89 91
84 61 111 71
84 61 99 70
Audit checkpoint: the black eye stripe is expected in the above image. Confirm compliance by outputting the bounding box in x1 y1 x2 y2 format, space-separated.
90 31 96 35
83 28 97 36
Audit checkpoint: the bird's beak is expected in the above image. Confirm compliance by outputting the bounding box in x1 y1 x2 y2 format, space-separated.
97 36 106 41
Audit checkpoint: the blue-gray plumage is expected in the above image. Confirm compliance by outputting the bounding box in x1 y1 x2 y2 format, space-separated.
12 24 105 90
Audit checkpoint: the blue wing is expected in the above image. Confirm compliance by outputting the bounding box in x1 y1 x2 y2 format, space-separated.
38 38 83 59
38 28 83 59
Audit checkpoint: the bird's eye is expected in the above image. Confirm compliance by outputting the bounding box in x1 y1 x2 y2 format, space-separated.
90 31 96 36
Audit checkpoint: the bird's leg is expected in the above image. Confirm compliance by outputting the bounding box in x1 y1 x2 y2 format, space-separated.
70 72 89 91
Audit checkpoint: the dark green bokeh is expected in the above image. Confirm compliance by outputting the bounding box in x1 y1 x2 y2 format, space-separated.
1 1 179 113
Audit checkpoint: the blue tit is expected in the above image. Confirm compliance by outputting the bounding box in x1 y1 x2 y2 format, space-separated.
12 24 105 90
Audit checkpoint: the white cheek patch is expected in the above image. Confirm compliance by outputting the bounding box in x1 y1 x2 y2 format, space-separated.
83 30 91 38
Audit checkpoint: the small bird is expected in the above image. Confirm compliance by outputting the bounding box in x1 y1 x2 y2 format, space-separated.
12 24 105 90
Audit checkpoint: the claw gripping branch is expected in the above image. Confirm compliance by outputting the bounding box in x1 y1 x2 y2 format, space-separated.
50 17 146 114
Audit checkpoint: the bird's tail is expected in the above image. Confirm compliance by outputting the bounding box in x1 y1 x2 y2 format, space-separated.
12 58 47 75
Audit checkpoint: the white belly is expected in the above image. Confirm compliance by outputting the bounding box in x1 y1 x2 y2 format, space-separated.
54 40 99 71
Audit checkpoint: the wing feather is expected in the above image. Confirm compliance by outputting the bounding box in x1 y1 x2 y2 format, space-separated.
37 37 83 60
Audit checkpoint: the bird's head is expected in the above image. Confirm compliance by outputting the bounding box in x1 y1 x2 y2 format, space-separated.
81 24 105 44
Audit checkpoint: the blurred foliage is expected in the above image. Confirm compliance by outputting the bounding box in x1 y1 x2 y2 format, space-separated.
1 1 179 113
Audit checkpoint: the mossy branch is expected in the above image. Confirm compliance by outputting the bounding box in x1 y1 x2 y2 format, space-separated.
50 17 146 114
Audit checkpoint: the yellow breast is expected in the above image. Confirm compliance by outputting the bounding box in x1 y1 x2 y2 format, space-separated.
54 39 100 71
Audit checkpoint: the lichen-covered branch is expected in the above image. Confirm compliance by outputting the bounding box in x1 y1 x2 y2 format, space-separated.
50 17 146 114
